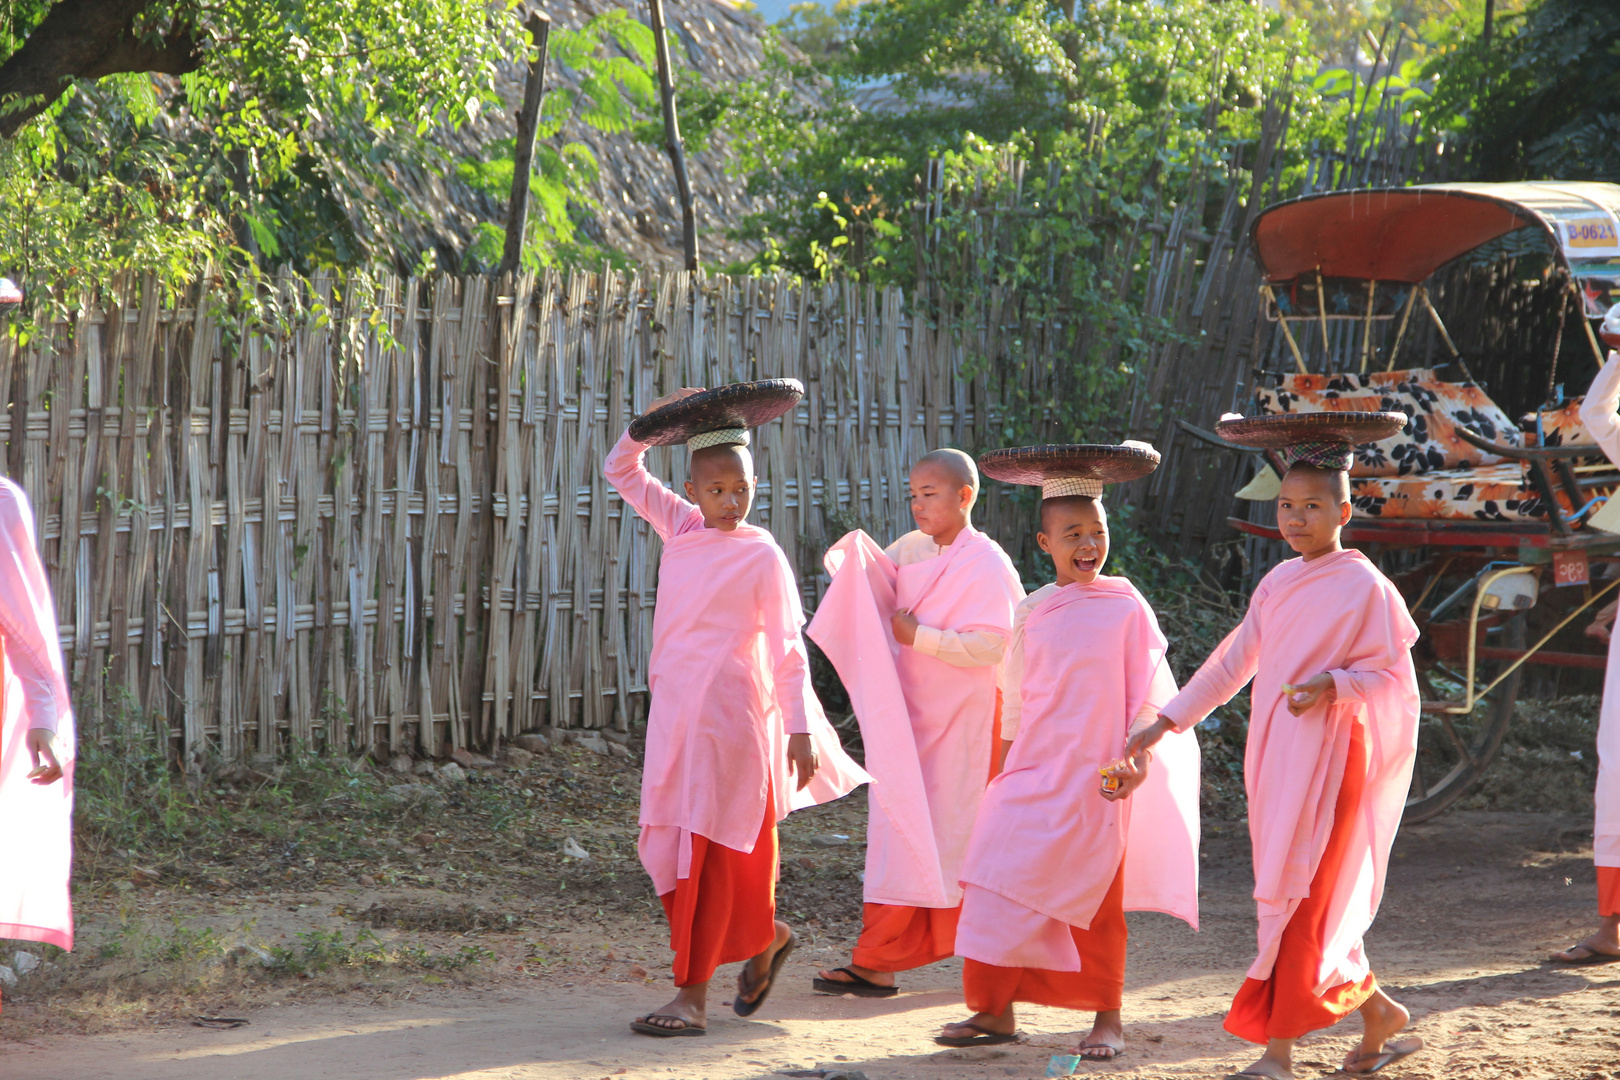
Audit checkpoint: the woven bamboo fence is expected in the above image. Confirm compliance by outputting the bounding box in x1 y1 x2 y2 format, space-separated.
16 269 1045 759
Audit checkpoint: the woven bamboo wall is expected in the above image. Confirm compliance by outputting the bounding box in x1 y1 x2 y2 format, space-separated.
16 268 1029 758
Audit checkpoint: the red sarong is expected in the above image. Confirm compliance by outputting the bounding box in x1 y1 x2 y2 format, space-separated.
1599 866 1620 918
1225 721 1377 1043
961 861 1127 1015
852 902 960 972
658 794 778 987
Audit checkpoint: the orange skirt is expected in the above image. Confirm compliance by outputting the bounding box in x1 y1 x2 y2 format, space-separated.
853 902 960 972
1599 865 1620 918
961 861 1128 1015
658 796 779 988
1225 721 1377 1044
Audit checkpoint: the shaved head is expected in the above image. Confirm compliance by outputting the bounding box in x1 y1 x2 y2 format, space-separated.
914 448 978 495
1283 462 1350 504
690 443 753 485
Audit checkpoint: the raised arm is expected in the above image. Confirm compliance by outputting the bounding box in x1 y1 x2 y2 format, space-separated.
603 431 697 542
1127 602 1261 759
1579 351 1620 466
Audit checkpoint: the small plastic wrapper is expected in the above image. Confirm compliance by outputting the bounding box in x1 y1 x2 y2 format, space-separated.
1098 759 1128 794
1045 1053 1081 1077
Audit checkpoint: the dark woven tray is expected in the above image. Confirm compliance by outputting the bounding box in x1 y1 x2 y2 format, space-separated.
627 378 804 446
1216 411 1407 449
979 443 1161 486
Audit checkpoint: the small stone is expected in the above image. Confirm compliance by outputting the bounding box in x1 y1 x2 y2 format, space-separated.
562 837 591 860
390 753 413 775
505 747 535 767
797 857 817 870
435 762 468 784
628 964 648 979
603 729 632 745
0 966 15 988
412 832 438 847
574 733 609 755
808 835 849 848
447 746 476 768
412 760 435 776
606 742 631 759
12 951 39 976
357 875 377 887
511 733 549 753
383 783 444 806
468 753 498 769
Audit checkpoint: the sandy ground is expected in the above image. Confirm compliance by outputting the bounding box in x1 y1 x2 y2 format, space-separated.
5 807 1620 1080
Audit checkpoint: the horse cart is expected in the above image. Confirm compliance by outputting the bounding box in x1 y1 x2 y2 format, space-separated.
1188 182 1620 823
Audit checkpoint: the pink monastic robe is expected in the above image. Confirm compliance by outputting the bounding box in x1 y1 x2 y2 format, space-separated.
807 528 1022 908
0 478 76 951
956 577 1199 970
1162 549 1419 993
1579 352 1620 876
604 434 868 895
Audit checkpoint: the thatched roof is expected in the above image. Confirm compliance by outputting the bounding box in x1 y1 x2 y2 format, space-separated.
363 0 813 271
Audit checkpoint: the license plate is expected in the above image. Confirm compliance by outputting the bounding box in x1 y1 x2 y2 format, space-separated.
1553 549 1591 587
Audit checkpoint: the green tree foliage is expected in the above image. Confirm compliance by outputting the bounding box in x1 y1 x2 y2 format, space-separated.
1425 0 1620 181
0 1 658 298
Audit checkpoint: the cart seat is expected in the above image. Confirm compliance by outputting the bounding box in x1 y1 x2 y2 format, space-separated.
1349 463 1549 522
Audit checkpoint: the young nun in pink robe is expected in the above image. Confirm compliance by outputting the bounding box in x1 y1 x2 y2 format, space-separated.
0 477 76 1012
937 447 1200 1060
605 387 868 1038
1556 331 1620 963
1130 416 1422 1079
809 449 1023 996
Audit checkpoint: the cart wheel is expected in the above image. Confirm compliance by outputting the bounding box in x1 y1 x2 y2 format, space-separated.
1403 614 1524 824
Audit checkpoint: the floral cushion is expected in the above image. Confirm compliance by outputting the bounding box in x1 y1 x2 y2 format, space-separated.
1349 463 1550 522
1521 398 1596 449
1254 368 1518 477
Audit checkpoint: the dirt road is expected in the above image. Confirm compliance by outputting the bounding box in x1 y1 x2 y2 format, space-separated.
5 808 1619 1080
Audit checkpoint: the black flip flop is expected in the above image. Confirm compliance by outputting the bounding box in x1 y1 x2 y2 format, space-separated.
934 1022 1018 1047
1550 944 1620 966
630 1014 707 1037
1342 1037 1423 1075
734 934 797 1017
812 966 899 998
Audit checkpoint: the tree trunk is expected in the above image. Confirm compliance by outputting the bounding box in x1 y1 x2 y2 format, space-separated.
648 0 699 272
498 10 553 278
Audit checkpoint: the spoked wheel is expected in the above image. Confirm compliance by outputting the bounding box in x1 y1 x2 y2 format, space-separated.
1404 613 1525 824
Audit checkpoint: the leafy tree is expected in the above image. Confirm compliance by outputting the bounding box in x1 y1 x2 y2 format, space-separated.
0 1 658 297
1425 0 1620 181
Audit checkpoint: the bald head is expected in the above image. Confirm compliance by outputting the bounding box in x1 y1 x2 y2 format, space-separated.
914 448 979 498
690 442 753 485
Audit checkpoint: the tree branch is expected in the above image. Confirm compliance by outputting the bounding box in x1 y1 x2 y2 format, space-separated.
0 0 204 138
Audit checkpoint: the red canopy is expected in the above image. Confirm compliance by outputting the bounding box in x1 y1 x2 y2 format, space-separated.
1250 182 1620 284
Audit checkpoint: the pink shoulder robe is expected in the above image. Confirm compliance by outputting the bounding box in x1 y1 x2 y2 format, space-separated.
603 433 868 899
0 477 76 952
955 577 1200 974
1579 353 1620 915
1161 548 1419 1019
807 528 1022 917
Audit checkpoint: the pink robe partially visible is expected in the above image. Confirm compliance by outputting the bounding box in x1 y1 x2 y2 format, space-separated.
604 434 869 895
956 577 1199 970
1162 549 1419 992
807 528 1022 908
1578 352 1620 874
0 478 76 951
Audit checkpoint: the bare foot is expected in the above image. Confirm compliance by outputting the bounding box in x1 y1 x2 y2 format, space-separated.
737 920 793 1007
1233 1038 1295 1079
632 983 707 1033
1078 1008 1124 1060
940 1007 1014 1041
1551 917 1620 962
1345 990 1421 1073
815 962 896 988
